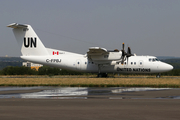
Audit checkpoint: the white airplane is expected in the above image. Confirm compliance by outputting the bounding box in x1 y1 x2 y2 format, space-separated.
7 23 173 77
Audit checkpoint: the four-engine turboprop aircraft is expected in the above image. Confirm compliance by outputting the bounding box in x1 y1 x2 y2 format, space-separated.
7 23 173 77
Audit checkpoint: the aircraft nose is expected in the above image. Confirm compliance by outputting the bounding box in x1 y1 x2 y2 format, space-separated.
159 62 173 72
165 64 173 71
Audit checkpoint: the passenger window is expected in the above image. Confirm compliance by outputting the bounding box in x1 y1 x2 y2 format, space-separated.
131 62 133 65
85 62 87 64
149 59 151 62
152 59 155 62
140 62 142 65
134 62 136 65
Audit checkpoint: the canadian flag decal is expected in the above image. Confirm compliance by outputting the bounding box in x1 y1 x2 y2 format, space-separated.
53 51 59 55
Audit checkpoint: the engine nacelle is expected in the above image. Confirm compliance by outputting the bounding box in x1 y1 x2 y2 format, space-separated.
110 61 117 65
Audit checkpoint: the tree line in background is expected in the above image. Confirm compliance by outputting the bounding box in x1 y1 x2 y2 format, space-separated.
0 65 180 76
0 66 83 76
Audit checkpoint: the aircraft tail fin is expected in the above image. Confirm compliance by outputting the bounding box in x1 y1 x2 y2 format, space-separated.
7 23 49 56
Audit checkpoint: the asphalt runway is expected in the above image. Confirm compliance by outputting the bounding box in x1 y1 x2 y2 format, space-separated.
0 87 180 120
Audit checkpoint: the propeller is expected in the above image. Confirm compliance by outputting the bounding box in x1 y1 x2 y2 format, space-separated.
121 43 133 64
121 43 125 64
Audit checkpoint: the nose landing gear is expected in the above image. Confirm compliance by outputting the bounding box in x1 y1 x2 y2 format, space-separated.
156 73 161 78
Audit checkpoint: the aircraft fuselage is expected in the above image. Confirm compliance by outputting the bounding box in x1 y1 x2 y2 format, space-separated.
21 55 173 74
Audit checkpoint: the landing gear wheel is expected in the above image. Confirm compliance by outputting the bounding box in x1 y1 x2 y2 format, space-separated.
156 73 161 78
97 73 101 78
97 73 108 78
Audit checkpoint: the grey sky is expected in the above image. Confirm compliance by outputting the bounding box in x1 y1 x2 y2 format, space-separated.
1 0 180 57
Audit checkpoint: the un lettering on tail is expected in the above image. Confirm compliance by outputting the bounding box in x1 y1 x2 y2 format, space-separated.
24 37 37 48
7 23 49 56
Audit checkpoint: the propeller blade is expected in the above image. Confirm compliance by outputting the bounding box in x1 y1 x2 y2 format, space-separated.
122 50 125 56
121 43 126 64
127 47 131 55
121 56 124 64
122 43 125 50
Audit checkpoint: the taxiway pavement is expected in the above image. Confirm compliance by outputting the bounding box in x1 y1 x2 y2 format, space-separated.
0 88 180 120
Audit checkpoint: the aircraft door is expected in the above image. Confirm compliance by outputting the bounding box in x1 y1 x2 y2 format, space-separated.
76 59 81 70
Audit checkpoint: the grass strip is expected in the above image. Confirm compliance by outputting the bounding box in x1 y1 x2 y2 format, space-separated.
0 77 180 88
0 84 179 88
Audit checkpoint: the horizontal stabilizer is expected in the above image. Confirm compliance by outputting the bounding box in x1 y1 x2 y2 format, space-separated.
7 23 28 28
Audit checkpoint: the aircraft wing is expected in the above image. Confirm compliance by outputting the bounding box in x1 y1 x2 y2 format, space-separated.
87 47 109 55
87 47 121 65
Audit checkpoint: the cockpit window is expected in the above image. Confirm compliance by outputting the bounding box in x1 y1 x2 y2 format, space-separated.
155 58 159 61
149 58 160 62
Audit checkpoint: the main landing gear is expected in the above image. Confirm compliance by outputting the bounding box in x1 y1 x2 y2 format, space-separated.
97 64 108 78
97 73 108 78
